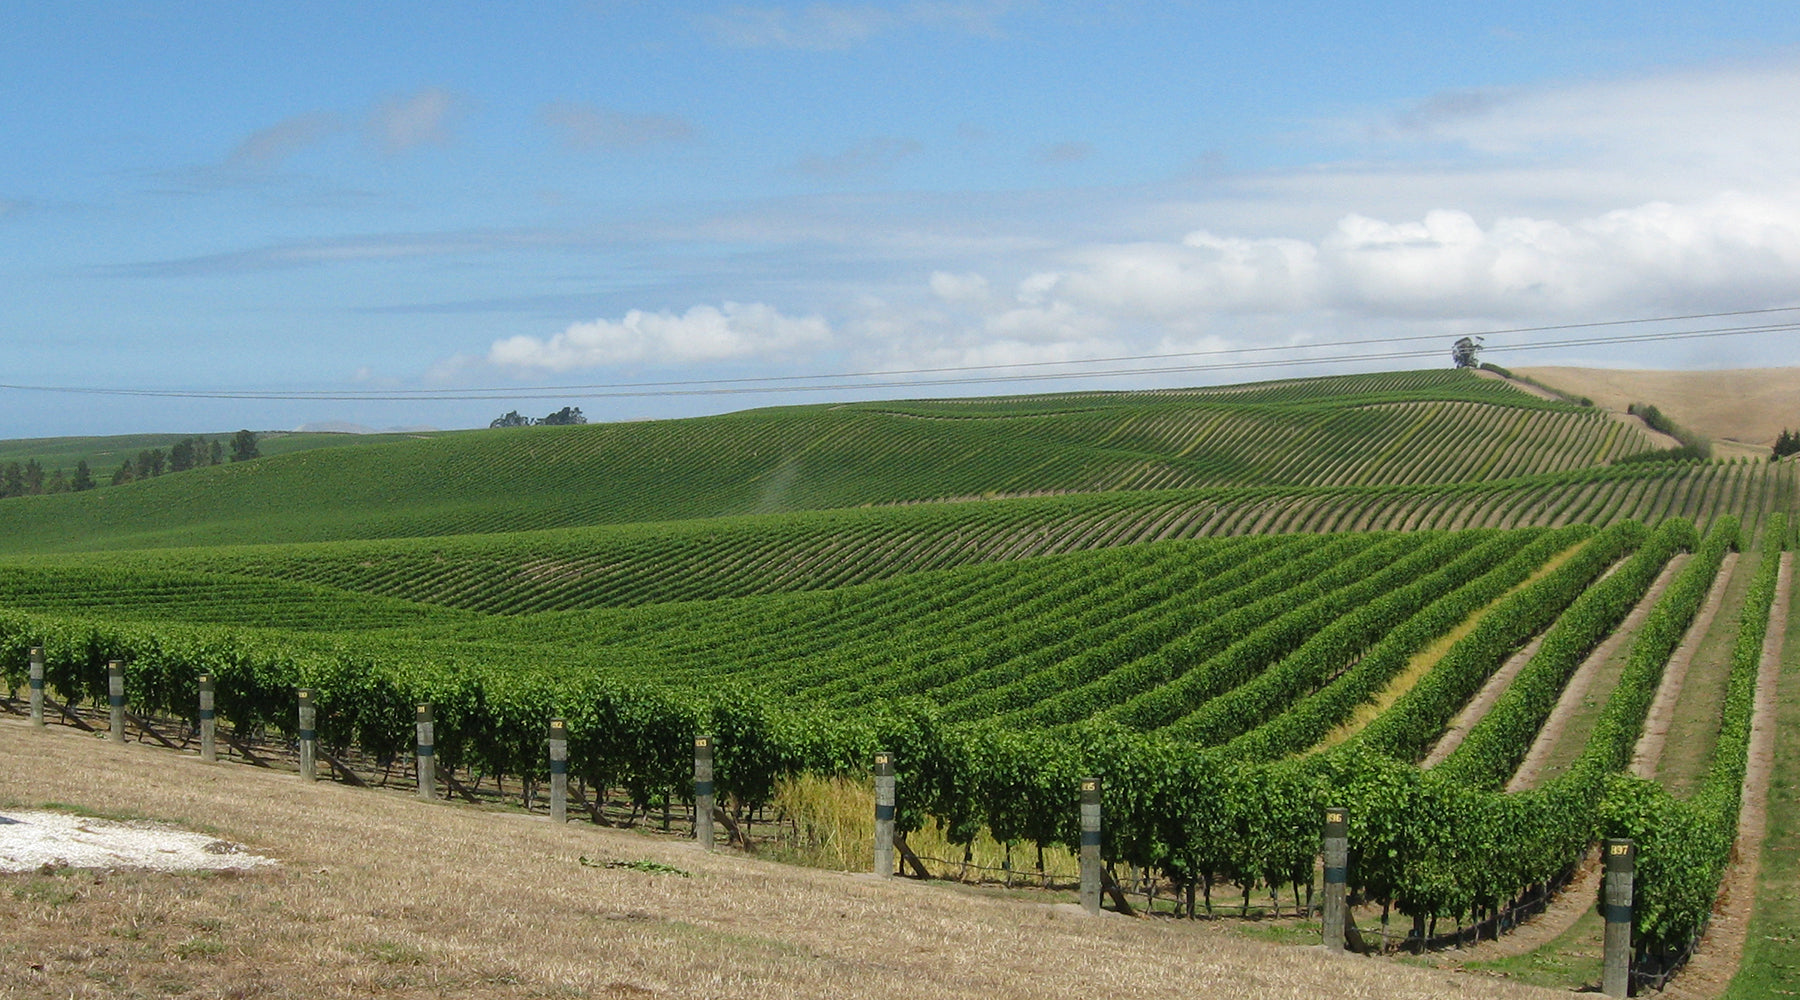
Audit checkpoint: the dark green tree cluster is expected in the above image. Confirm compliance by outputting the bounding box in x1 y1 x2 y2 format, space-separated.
6 430 254 498
1774 428 1800 460
490 406 587 428
112 435 230 485
230 429 259 463
0 459 94 497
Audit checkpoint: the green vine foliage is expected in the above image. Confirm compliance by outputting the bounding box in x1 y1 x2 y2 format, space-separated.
0 516 1780 935
1602 514 1783 953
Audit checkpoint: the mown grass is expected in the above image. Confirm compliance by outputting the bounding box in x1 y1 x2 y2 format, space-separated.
1450 907 1606 991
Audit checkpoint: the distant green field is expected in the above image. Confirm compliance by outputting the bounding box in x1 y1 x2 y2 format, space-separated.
0 429 444 479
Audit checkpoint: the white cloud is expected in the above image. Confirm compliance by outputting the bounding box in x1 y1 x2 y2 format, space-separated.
368 89 463 154
846 274 1122 376
933 334 1122 371
1387 62 1800 177
929 270 990 304
488 302 832 371
1015 271 1061 305
1024 191 1800 326
982 298 1112 344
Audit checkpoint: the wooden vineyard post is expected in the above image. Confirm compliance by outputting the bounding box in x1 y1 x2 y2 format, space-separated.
694 735 714 850
28 646 44 727
1603 838 1635 998
1079 777 1102 915
198 674 216 762
1322 807 1349 952
548 718 568 824
107 661 126 743
415 704 435 801
297 689 317 781
873 751 895 877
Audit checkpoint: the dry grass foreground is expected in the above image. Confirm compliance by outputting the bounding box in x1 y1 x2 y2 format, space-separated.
1514 366 1800 450
0 721 1573 1000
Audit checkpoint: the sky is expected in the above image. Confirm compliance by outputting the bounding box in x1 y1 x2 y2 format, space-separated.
4 2 1800 437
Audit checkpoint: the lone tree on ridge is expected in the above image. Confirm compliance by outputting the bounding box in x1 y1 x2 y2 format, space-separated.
230 429 260 462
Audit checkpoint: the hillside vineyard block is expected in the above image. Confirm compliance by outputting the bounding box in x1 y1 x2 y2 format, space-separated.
1 369 1793 992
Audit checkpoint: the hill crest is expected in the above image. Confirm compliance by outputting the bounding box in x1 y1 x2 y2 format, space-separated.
1515 366 1800 451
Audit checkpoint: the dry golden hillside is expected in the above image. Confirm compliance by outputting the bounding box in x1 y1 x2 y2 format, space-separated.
0 721 1565 1000
1515 367 1800 453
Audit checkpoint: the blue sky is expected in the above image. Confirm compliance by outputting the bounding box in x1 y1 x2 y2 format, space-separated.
4 2 1800 436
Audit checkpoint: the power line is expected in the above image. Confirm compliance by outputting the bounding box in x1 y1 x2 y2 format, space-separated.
2 308 1796 402
322 304 1800 394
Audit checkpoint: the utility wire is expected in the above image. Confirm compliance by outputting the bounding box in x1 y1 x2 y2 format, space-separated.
300 304 1800 394
2 309 1796 402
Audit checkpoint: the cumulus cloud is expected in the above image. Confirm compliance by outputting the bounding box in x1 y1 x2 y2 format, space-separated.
796 136 922 178
929 270 991 304
229 112 346 167
870 185 1800 379
488 302 832 371
540 102 696 150
959 190 1793 335
368 89 463 154
699 2 1014 50
981 298 1113 344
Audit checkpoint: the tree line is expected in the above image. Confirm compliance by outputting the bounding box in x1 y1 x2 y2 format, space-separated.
0 459 93 497
489 407 587 428
0 430 261 500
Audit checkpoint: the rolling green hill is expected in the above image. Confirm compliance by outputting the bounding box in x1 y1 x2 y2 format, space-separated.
4 457 1772 615
0 369 1660 554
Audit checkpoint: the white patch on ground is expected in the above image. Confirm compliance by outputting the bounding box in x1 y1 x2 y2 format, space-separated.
0 810 276 873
